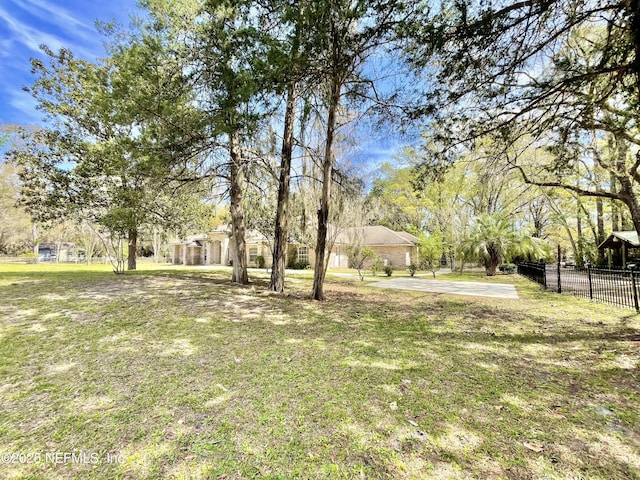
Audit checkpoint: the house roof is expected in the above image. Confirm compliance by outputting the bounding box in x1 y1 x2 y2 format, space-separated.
170 233 209 246
38 242 75 249
171 225 419 247
335 225 420 246
598 231 640 249
171 229 267 245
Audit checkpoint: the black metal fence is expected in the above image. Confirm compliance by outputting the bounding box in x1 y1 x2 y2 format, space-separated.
517 261 640 311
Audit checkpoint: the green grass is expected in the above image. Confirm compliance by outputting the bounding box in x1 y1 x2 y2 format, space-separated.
0 263 638 479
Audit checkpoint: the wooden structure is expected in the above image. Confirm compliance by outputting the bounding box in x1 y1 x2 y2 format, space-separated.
598 231 640 268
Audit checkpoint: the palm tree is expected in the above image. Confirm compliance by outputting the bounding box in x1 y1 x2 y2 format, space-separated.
465 214 546 276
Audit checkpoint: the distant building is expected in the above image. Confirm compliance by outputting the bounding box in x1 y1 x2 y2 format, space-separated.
329 225 420 269
170 226 266 267
171 225 420 269
598 231 640 268
38 242 76 262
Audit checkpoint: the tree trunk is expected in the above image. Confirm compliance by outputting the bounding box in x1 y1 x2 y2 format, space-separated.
611 172 620 231
596 189 605 262
561 222 579 265
576 196 583 265
623 193 640 237
229 130 249 285
312 76 340 301
619 173 640 239
152 226 161 263
127 228 137 270
32 222 38 255
616 136 635 230
485 246 501 276
612 130 640 235
270 80 297 292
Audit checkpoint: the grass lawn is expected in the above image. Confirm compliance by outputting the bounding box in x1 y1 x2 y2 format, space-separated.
0 263 639 479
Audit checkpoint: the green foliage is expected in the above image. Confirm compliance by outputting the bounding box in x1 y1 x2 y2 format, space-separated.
370 257 384 277
286 249 298 269
0 156 33 255
383 265 393 277
290 261 310 270
405 1 640 236
6 35 205 273
419 232 443 278
99 208 137 238
464 213 547 276
407 263 418 276
18 252 38 264
498 264 516 274
255 255 266 269
368 160 428 232
347 245 376 281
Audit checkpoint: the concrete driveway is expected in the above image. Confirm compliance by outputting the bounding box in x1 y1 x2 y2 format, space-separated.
368 277 519 300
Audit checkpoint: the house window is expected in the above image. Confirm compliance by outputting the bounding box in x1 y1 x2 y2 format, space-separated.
249 247 259 262
297 246 309 263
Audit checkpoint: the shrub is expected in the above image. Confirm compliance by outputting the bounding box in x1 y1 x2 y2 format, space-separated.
384 265 393 277
19 252 39 264
498 263 516 274
255 255 266 269
347 245 376 281
408 263 418 277
291 261 310 270
370 257 384 276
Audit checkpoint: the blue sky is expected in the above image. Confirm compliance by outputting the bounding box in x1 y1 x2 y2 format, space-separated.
0 0 142 126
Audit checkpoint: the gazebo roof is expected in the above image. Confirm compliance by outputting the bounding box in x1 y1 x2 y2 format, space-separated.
598 231 640 250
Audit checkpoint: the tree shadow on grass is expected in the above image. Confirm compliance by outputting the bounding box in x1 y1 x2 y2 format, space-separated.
3 270 638 479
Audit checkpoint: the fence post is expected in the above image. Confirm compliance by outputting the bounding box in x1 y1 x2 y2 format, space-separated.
632 271 639 312
557 261 561 294
542 262 547 289
587 265 593 300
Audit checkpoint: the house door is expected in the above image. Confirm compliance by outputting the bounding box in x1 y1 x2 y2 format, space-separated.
212 241 222 264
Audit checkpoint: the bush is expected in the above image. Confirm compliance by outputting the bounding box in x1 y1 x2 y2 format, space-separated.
384 265 393 277
347 245 376 281
255 255 266 269
408 263 418 277
498 263 516 274
370 258 384 276
19 252 39 264
291 261 310 270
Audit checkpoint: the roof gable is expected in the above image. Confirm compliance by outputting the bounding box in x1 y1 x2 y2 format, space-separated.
598 231 640 249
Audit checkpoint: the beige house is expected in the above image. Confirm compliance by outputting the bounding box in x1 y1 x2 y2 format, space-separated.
171 226 271 267
329 225 420 269
171 225 420 270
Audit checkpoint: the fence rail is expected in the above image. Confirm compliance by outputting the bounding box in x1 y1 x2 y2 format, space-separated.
517 262 640 311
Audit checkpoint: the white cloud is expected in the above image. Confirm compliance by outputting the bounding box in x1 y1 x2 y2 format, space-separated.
0 6 67 53
0 1 104 59
13 0 91 31
363 145 403 157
